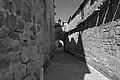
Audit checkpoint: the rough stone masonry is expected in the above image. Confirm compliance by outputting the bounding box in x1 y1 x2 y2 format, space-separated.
65 0 120 80
0 0 55 80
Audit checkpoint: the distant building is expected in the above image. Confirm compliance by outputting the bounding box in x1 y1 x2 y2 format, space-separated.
62 21 69 32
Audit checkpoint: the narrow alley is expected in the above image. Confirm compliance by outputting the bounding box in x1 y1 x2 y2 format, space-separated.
0 0 120 80
44 48 110 80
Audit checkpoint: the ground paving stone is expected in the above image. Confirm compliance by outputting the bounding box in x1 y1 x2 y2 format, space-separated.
44 48 110 80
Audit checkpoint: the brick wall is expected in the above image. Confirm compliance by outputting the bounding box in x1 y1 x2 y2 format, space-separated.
0 0 55 80
64 0 120 79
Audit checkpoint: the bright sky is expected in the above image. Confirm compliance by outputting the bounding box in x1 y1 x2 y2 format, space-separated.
55 0 83 22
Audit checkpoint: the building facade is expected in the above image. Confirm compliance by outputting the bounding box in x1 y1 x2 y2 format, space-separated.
64 0 120 79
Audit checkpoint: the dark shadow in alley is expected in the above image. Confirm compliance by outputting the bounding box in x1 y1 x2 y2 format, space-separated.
44 48 91 80
44 26 91 80
63 25 91 80
44 23 91 80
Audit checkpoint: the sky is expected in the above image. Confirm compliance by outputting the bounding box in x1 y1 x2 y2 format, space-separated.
54 0 83 22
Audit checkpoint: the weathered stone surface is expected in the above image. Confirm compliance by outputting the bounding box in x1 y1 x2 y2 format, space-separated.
108 72 120 80
109 65 117 72
22 11 31 22
65 21 120 79
26 61 38 75
14 20 25 33
15 2 22 16
114 25 120 35
1 72 14 80
0 56 10 71
109 56 120 67
0 29 8 39
30 24 36 34
21 46 35 63
12 62 26 79
9 52 21 64
8 30 20 40
5 14 17 29
3 0 13 12
3 39 19 54
0 11 5 27
0 0 55 80
37 25 41 33
30 35 36 40
0 40 4 54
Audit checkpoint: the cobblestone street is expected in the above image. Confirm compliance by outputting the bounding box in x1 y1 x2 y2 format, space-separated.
44 48 110 80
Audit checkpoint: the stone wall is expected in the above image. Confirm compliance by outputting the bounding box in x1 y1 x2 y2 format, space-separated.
83 21 120 79
0 0 55 80
64 0 120 79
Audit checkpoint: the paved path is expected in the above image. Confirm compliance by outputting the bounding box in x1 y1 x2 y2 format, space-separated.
44 48 110 80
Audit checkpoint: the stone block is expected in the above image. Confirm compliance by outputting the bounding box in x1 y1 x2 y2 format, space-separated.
36 33 45 44
0 29 8 39
109 50 117 57
108 71 120 80
4 0 13 12
30 24 36 34
15 2 22 16
1 72 14 80
5 14 17 29
21 45 38 63
108 29 115 38
26 61 36 75
109 56 120 67
0 56 10 71
98 54 109 64
100 67 111 77
0 11 5 27
22 11 31 22
101 32 109 39
109 65 117 72
9 52 21 64
15 20 25 33
8 30 20 40
114 26 120 35
30 35 36 40
3 39 19 54
0 40 4 54
16 9 21 17
21 47 32 63
34 69 41 80
115 38 120 46
22 23 33 40
12 62 26 80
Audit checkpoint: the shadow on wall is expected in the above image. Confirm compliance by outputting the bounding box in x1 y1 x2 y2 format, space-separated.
64 30 91 80
63 12 101 78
